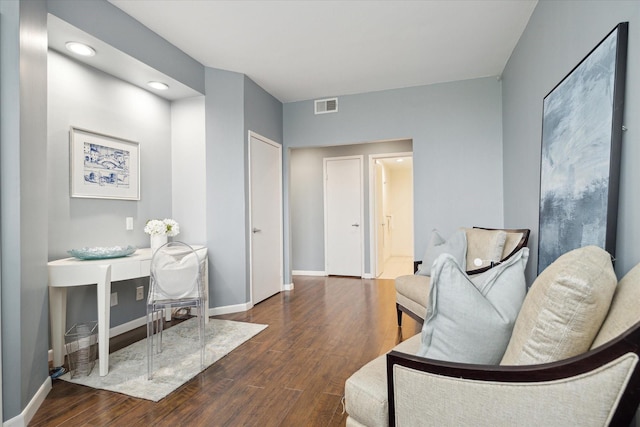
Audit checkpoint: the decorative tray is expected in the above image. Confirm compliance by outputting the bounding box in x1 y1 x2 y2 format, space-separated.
68 245 137 260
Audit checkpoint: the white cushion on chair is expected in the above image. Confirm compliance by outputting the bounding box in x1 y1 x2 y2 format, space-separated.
464 228 508 269
417 247 529 364
345 335 422 427
501 245 616 365
416 229 467 276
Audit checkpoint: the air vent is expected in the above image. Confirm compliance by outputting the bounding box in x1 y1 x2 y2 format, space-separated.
314 97 338 115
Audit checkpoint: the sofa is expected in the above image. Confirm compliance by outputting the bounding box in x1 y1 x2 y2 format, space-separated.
345 245 640 426
395 227 530 326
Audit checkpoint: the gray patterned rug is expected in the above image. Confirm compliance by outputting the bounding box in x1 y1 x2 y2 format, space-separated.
60 318 267 401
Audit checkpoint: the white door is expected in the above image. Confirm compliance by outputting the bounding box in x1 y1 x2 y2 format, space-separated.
249 132 283 304
324 156 363 276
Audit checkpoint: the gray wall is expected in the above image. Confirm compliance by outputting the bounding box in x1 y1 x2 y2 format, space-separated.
284 77 504 283
205 70 283 308
205 68 248 307
290 140 413 273
0 0 49 420
48 50 174 327
502 0 640 282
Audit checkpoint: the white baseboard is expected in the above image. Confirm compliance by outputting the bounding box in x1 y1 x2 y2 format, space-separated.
209 302 253 316
47 304 256 363
292 270 326 276
362 273 375 279
4 375 52 427
283 283 294 291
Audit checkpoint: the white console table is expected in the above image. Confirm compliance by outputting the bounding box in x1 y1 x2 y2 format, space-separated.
48 246 208 376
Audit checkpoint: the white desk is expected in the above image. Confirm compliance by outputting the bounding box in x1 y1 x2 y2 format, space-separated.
48 246 208 376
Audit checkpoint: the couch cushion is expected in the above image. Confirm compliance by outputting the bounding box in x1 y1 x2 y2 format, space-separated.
395 274 430 319
591 262 640 348
501 245 616 365
345 335 421 427
464 228 507 269
416 247 529 364
416 229 466 276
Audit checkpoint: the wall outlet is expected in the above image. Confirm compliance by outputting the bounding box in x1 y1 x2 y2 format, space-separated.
126 217 134 230
136 286 144 301
110 292 118 307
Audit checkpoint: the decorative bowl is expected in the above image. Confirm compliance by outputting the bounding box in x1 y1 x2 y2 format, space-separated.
68 245 137 260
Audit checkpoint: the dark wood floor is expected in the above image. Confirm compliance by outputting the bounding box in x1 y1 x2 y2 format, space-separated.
30 275 421 426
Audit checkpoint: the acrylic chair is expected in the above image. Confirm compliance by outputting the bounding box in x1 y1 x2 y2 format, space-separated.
147 241 205 380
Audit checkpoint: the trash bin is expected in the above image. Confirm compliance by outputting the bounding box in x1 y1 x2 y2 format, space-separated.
65 321 98 378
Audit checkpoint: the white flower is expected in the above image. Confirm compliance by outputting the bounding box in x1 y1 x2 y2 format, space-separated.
144 218 180 237
163 218 180 237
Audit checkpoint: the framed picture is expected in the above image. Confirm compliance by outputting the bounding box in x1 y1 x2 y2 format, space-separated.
70 127 140 200
537 22 628 274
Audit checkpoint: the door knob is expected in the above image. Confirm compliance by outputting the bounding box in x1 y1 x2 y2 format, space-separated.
352 223 360 227
253 228 262 233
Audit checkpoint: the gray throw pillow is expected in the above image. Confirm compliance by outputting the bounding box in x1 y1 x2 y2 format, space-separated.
416 229 467 276
417 247 529 364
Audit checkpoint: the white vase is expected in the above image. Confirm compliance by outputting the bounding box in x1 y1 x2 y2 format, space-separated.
150 234 168 253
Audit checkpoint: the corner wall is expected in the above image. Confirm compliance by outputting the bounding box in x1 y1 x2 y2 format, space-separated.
0 0 49 420
502 0 640 281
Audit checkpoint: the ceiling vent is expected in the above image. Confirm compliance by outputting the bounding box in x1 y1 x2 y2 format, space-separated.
314 97 338 115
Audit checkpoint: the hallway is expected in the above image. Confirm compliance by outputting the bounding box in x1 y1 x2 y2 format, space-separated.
378 256 413 279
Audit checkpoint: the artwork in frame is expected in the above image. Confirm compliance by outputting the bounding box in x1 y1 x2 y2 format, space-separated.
70 127 140 200
537 22 628 274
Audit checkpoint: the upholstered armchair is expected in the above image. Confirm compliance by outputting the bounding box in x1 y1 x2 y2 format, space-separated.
395 227 530 326
346 245 640 426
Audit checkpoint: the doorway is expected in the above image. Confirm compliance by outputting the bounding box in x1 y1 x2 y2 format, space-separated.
370 153 414 279
324 156 364 277
248 132 283 304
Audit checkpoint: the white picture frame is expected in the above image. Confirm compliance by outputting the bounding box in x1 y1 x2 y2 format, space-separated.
70 127 140 200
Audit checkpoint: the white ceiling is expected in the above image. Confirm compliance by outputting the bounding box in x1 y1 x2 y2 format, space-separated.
108 0 538 103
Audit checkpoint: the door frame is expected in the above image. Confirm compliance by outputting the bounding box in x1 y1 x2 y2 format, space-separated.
247 131 284 305
323 155 365 277
368 152 413 278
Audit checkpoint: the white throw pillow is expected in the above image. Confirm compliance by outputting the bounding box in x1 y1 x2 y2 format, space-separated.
464 228 508 270
416 229 467 276
417 247 529 364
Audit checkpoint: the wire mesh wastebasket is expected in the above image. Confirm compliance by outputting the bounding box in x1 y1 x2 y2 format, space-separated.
65 321 98 378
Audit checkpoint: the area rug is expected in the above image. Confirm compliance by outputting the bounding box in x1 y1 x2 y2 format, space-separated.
60 318 267 401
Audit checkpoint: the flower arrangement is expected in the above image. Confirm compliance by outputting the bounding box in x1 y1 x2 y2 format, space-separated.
144 218 180 237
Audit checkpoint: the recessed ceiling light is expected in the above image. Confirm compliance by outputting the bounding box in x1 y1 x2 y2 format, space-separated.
148 81 169 91
65 41 96 57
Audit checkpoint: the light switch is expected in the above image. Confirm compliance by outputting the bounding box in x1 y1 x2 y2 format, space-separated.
126 217 134 230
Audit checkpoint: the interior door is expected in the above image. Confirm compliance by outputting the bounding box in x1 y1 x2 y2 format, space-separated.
324 156 363 276
249 133 283 304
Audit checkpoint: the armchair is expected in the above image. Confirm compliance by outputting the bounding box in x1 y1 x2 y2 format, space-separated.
347 245 640 426
387 321 640 426
395 227 530 326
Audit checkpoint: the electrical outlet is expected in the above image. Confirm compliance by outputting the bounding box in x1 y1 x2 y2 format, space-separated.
126 217 134 230
136 286 144 301
110 292 118 307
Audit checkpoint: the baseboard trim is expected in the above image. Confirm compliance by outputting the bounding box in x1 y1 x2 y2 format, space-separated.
362 273 375 279
48 305 255 363
209 302 253 316
4 375 52 427
292 270 326 276
283 283 294 291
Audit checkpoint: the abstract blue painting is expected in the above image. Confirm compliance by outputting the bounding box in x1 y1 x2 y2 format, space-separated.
538 23 627 274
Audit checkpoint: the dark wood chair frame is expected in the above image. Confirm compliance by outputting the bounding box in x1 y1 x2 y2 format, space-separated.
396 227 530 326
387 319 640 426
